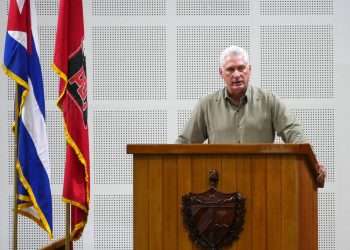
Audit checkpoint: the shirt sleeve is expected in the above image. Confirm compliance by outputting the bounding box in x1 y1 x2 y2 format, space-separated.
270 94 308 143
175 99 208 144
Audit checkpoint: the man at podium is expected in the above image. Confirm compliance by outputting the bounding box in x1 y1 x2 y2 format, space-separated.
176 45 326 182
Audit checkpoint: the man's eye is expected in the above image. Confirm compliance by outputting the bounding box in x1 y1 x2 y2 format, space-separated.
237 65 246 71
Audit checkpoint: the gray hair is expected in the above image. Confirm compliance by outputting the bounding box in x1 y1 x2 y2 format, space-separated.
219 46 249 67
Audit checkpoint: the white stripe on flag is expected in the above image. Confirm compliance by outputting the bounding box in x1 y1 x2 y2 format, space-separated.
21 78 51 177
8 31 27 49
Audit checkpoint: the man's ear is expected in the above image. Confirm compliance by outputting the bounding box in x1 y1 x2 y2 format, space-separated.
219 67 223 77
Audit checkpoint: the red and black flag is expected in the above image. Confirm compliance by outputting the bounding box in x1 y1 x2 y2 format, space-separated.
53 0 90 240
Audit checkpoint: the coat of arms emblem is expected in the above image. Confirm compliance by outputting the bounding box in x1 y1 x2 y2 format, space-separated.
182 170 246 250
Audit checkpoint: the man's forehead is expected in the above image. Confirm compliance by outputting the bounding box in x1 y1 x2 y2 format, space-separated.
223 55 247 66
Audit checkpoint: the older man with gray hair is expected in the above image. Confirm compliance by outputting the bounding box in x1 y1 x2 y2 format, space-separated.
176 45 326 182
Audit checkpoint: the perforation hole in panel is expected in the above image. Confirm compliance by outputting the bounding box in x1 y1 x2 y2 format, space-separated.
92 26 167 100
93 110 168 184
92 0 166 16
36 0 58 16
293 108 335 182
260 25 334 98
39 25 59 100
177 110 192 135
318 192 336 250
8 110 15 185
94 195 132 249
47 111 65 184
177 0 249 15
8 195 83 249
177 26 250 99
260 0 333 15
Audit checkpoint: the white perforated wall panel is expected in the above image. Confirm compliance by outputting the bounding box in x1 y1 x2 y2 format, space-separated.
261 25 334 98
92 26 167 100
319 192 336 249
1 0 348 249
94 195 132 249
92 0 167 16
260 0 334 15
177 0 250 15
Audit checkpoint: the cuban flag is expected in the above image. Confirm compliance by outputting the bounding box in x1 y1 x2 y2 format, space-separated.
2 0 53 238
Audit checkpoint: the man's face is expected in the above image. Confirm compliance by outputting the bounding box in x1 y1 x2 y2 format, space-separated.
219 55 251 100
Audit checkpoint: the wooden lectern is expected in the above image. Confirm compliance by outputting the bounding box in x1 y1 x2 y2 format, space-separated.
127 144 323 250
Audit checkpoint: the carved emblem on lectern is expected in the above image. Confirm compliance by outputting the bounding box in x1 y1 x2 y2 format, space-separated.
182 170 246 250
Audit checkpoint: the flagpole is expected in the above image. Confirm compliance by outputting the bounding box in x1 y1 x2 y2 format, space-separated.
13 84 19 250
13 164 18 250
13 157 18 250
65 203 70 250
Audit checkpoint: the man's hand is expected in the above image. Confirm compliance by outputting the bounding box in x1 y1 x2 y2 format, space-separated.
316 163 326 187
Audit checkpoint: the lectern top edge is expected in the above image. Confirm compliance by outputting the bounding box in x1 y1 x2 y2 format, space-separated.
127 143 323 188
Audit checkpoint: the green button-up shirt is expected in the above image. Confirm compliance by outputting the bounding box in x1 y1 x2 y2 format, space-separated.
176 85 307 144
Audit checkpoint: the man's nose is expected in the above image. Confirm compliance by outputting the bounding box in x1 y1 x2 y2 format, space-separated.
232 70 241 77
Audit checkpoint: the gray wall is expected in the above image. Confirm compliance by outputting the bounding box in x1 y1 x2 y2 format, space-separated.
0 0 348 249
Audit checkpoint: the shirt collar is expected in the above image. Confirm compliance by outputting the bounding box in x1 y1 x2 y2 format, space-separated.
224 85 250 106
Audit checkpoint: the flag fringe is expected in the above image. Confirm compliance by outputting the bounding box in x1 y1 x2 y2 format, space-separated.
16 161 53 239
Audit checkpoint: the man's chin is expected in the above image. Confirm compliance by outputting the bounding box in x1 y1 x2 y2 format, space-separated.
229 85 245 93
226 85 247 98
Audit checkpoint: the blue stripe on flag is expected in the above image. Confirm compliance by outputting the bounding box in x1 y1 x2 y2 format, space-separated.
17 119 52 229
